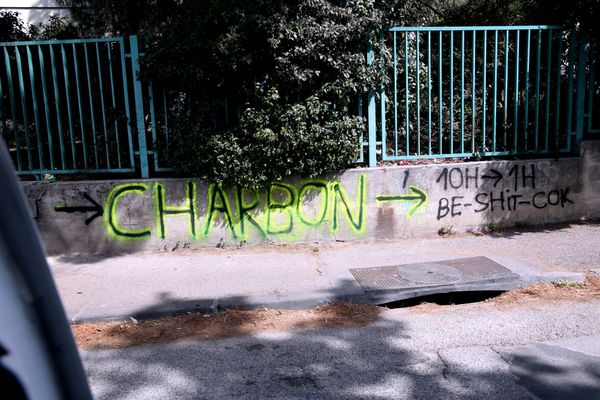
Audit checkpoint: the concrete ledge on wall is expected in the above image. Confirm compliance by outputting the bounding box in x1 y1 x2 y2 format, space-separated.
21 141 600 255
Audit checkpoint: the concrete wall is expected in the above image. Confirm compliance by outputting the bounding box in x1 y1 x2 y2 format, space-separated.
22 141 600 255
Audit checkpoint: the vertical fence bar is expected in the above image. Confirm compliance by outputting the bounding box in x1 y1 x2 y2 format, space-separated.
449 31 454 154
357 95 364 162
493 30 498 152
513 31 520 151
0 75 4 139
416 32 421 155
107 43 122 168
472 31 476 153
566 35 575 150
130 35 150 178
555 31 563 149
377 33 387 160
15 47 33 170
461 31 465 154
574 37 587 144
61 44 77 168
26 46 44 170
438 31 443 154
95 42 110 168
504 30 509 148
428 31 432 155
524 30 531 150
50 45 66 169
162 90 169 154
482 31 487 151
72 44 87 168
380 32 387 158
356 96 364 160
393 31 398 155
534 30 541 150
38 46 54 170
148 81 158 169
404 32 409 155
83 43 99 168
119 37 135 168
367 60 376 164
588 43 597 132
380 82 386 156
4 47 22 170
0 71 4 136
544 30 552 151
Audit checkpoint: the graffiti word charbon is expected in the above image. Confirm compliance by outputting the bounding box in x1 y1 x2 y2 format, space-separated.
103 175 368 241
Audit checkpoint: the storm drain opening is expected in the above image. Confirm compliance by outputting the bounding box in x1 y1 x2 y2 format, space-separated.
350 256 521 304
382 290 506 309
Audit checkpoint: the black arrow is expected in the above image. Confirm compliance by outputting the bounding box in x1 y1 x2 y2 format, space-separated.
481 169 503 187
54 193 103 225
375 186 427 217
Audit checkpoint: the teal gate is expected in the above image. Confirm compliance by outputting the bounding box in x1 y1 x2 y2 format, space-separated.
366 26 600 166
0 36 152 177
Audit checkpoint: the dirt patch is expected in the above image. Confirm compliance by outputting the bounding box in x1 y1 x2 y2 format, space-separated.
401 273 600 314
489 273 600 307
405 302 445 312
72 275 600 349
72 302 383 350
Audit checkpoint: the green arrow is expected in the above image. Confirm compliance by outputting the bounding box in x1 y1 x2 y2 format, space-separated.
376 186 428 217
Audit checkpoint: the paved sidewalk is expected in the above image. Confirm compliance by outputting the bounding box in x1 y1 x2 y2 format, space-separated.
48 222 600 322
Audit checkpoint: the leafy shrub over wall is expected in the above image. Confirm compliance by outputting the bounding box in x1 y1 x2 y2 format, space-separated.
154 0 391 187
170 92 363 187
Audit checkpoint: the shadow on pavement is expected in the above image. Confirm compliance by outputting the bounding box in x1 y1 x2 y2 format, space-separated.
77 280 600 400
478 219 600 240
123 278 368 321
508 343 600 400
82 319 600 400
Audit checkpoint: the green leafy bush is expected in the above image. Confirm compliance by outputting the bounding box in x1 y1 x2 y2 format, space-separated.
159 0 390 187
170 90 363 187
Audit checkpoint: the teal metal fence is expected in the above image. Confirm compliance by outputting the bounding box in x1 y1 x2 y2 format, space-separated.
367 26 600 166
0 35 152 177
1 29 598 176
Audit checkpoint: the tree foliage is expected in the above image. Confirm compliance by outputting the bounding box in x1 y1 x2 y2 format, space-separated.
0 10 79 42
160 0 393 186
0 11 30 42
441 0 599 34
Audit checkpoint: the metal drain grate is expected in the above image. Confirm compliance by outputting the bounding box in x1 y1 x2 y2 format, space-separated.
350 256 518 292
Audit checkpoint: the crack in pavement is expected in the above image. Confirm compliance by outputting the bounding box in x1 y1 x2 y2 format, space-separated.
437 350 450 380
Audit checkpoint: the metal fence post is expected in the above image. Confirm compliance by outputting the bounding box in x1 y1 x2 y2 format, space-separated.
367 36 377 167
574 35 587 146
129 35 149 178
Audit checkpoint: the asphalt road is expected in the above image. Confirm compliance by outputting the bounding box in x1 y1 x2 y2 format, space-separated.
81 299 600 399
